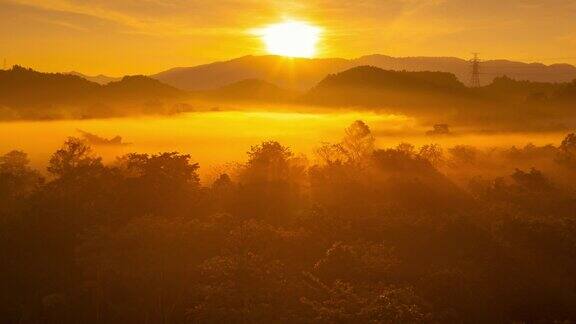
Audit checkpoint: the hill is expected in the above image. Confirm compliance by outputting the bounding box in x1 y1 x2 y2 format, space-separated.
303 66 471 109
476 76 564 102
356 55 576 86
151 55 576 91
301 66 576 128
0 66 100 107
102 75 182 100
0 66 184 119
152 55 350 91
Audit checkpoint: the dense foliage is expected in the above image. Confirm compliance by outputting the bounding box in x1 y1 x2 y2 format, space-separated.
2 121 576 323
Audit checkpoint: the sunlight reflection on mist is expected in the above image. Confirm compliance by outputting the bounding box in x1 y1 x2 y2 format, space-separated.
0 110 568 181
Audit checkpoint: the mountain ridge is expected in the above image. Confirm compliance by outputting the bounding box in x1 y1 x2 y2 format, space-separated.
68 71 121 85
303 65 473 110
151 54 576 91
0 66 184 119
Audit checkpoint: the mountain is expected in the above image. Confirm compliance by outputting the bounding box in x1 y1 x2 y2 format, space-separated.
103 75 182 100
0 66 182 107
151 55 576 91
302 65 576 129
152 55 350 91
198 79 299 102
0 66 100 107
476 76 564 102
68 71 121 85
303 66 471 109
0 66 184 119
355 55 576 86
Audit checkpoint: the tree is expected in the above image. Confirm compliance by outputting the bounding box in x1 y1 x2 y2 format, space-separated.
0 150 31 174
116 152 201 217
511 168 552 192
556 133 576 168
418 144 444 168
243 141 293 183
0 150 43 200
396 143 415 158
47 137 102 178
236 141 305 224
342 120 375 163
315 142 347 165
120 152 200 186
448 145 477 166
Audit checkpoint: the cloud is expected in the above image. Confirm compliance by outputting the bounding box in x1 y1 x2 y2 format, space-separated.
2 0 576 74
4 0 279 36
3 0 457 37
0 0 126 34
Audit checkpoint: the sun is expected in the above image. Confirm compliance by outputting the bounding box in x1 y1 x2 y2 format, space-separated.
257 21 322 58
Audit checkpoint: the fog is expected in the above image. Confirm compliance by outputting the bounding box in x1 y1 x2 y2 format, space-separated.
0 109 568 182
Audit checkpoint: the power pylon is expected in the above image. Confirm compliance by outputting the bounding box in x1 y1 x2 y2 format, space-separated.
470 53 481 87
2 58 6 70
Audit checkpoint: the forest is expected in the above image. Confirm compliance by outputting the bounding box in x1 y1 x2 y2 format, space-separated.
2 121 576 323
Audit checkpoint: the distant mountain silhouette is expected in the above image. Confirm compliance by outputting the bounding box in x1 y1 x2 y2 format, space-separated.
103 75 182 100
476 76 564 102
303 66 471 109
0 66 181 106
0 66 183 119
1 64 575 126
151 55 576 91
152 55 349 91
68 71 121 85
357 55 576 86
0 66 100 107
301 65 576 128
198 79 299 102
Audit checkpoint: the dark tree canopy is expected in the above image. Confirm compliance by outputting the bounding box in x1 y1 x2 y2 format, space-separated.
2 123 576 323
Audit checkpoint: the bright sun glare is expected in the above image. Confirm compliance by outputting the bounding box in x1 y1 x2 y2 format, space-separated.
258 21 322 58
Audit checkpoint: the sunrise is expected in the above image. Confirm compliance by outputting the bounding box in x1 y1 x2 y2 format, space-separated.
256 21 322 58
2 0 576 323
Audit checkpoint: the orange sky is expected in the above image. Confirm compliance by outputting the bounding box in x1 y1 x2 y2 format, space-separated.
1 0 576 76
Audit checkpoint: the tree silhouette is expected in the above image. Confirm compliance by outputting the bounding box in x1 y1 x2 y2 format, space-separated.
47 137 103 178
2 126 576 323
556 133 576 168
342 120 375 163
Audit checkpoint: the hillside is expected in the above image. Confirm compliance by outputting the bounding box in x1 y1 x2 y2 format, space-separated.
1 64 574 126
476 76 564 102
151 55 576 91
357 55 576 86
0 66 100 107
103 75 182 100
303 66 471 108
301 66 576 128
0 66 184 119
152 55 350 91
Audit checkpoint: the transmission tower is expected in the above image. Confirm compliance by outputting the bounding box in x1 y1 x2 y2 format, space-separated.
470 53 481 87
2 58 6 70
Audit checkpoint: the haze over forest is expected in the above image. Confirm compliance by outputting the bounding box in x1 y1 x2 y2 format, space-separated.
2 0 576 323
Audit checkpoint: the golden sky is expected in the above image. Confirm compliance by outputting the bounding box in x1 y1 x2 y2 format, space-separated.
1 0 576 75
